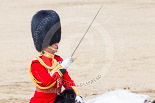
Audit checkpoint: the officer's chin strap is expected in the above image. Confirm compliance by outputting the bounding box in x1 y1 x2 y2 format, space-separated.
48 46 58 52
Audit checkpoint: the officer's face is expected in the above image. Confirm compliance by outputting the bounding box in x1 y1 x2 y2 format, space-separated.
51 43 59 50
44 43 59 54
49 43 59 54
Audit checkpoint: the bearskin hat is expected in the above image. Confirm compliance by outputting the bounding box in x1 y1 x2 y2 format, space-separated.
31 10 61 52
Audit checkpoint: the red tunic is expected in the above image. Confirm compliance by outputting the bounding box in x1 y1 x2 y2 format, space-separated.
29 55 76 103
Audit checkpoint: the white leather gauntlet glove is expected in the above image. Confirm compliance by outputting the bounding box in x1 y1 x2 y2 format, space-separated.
75 95 84 103
60 56 76 69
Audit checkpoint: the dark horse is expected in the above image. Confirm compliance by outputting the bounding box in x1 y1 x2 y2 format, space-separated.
54 88 76 103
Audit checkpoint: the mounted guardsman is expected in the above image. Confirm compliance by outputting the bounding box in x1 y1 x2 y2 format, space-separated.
29 10 84 103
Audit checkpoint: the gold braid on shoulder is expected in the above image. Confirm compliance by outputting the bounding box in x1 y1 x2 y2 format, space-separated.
28 56 62 89
28 60 57 89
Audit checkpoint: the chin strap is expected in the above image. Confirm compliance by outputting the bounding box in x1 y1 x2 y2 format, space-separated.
48 46 58 52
